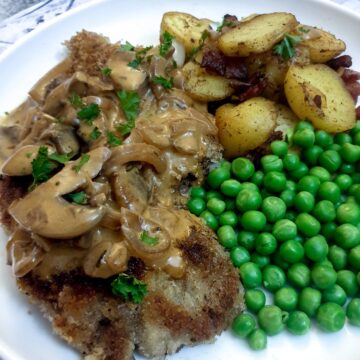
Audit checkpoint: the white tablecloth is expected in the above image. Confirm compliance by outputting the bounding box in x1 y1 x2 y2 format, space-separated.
0 0 359 54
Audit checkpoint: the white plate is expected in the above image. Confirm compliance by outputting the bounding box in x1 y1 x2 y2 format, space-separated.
0 0 360 359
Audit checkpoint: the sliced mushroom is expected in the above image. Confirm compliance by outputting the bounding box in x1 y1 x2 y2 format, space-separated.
9 147 111 239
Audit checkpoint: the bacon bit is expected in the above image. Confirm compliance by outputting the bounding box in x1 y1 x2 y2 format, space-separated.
327 55 352 70
341 69 360 102
313 95 322 108
232 75 267 103
356 106 360 120
201 48 248 81
341 68 360 82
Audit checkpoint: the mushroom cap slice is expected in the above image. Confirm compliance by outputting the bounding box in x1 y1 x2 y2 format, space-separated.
9 147 111 239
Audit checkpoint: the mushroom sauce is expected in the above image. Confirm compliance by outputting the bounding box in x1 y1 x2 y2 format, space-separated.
1 31 222 280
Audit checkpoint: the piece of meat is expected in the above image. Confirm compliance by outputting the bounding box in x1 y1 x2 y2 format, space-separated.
341 68 360 102
327 55 352 70
17 219 243 360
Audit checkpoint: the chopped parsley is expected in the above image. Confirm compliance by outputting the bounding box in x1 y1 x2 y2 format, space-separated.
140 231 159 246
111 274 147 304
116 90 140 136
48 152 72 164
127 46 153 69
127 58 142 69
188 30 210 59
73 154 90 173
273 34 301 60
159 31 174 57
216 18 236 32
90 127 101 140
30 146 58 188
106 131 122 147
65 191 87 205
152 76 173 89
298 26 310 33
119 41 135 51
69 93 84 108
101 67 112 76
77 103 101 125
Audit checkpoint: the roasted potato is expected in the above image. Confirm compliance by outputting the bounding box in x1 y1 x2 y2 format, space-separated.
182 61 234 101
160 12 212 54
218 12 298 57
275 104 299 135
300 26 345 63
284 64 355 133
216 97 277 158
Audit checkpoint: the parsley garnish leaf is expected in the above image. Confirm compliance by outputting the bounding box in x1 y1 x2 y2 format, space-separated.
30 146 58 188
101 67 112 76
73 154 90 173
188 30 210 59
298 26 310 33
106 131 122 147
111 274 147 304
117 90 140 123
119 41 135 51
48 152 72 164
140 231 159 246
152 76 173 89
159 31 174 57
65 191 87 205
273 34 301 60
216 18 236 32
69 93 84 108
127 58 142 69
90 127 101 140
127 46 153 68
116 122 134 136
77 103 100 125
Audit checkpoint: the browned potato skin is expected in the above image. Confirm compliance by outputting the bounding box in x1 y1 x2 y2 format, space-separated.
160 12 212 54
284 64 355 133
300 26 346 63
216 97 277 158
218 12 298 57
275 104 299 135
182 61 234 101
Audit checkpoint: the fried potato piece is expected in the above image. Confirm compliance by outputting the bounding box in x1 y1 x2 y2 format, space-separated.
160 12 212 54
284 64 355 133
275 104 299 135
182 61 234 101
300 26 346 63
218 12 298 57
215 97 277 158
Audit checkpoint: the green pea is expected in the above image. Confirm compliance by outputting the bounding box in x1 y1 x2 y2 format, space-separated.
220 160 232 171
327 143 342 151
274 287 298 311
351 120 360 136
217 225 237 249
263 171 287 193
293 128 315 148
230 246 250 268
272 251 290 271
339 162 355 174
239 262 262 289
318 150 342 172
261 154 283 173
242 182 260 192
224 198 236 211
340 143 360 163
295 120 314 131
349 182 360 196
258 305 286 336
207 166 230 189
232 157 255 181
328 245 348 270
346 298 360 327
309 166 331 182
205 190 223 201
284 210 297 222
303 145 323 165
294 191 315 213
255 232 277 256
238 231 256 251
232 313 256 338
322 284 347 306
272 219 297 241
245 289 266 313
287 311 311 335
304 235 329 262
353 131 360 145
334 224 360 249
349 245 360 271
280 190 295 207
316 302 346 332
262 265 286 292
335 174 353 192
321 222 337 241
279 240 305 263
261 196 286 223
241 211 266 232
207 198 226 215
288 162 309 181
219 211 238 227
296 213 321 237
190 186 206 198
288 263 311 288
251 253 270 269
337 270 359 297
283 153 301 171
187 197 206 216
285 180 297 192
200 210 218 231
220 179 242 197
271 140 288 157
251 170 264 187
336 202 360 224
334 132 352 145
236 189 262 212
318 181 341 204
357 272 360 287
298 287 322 317
311 264 337 290
312 200 336 223
248 329 267 351
315 130 333 148
297 175 321 195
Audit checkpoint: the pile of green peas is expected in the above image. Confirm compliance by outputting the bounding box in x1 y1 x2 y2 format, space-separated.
187 120 360 350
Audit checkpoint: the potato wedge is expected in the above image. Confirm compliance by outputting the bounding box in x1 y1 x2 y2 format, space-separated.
216 97 277 158
284 64 355 133
218 12 298 57
300 26 345 63
160 12 212 54
275 104 299 135
182 61 234 101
